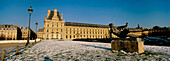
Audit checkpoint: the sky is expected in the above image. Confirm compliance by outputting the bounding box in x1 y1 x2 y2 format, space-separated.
0 0 170 31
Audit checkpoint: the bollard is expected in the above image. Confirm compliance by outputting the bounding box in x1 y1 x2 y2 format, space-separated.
16 46 19 54
27 44 30 48
1 50 6 61
30 43 32 46
24 45 25 49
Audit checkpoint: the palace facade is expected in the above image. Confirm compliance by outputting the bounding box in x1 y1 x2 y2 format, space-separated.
148 26 170 38
0 25 22 40
37 9 118 40
21 27 37 40
0 25 37 40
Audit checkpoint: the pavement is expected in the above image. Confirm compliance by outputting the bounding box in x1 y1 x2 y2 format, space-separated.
5 40 170 61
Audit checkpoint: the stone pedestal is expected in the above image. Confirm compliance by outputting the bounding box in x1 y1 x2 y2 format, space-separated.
111 38 144 54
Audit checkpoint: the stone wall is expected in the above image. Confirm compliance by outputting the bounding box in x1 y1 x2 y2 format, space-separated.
0 39 41 43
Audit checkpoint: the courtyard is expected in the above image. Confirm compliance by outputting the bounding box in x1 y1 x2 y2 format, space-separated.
5 40 170 61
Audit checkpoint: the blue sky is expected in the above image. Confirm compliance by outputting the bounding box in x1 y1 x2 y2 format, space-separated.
0 0 169 31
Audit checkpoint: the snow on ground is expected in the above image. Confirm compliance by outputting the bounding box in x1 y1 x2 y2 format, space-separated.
6 40 170 61
144 45 170 55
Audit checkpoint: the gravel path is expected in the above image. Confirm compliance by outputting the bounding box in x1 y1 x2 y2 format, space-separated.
6 40 170 61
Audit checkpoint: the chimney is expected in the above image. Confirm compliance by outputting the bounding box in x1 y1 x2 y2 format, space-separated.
54 9 57 16
47 9 51 18
61 12 63 20
45 16 47 20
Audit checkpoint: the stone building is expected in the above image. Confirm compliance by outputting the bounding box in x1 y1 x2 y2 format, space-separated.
21 27 37 40
37 9 117 40
0 25 22 40
37 28 44 39
126 27 148 37
148 26 170 38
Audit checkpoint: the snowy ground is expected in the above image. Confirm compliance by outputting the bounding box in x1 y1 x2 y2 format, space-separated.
5 40 170 61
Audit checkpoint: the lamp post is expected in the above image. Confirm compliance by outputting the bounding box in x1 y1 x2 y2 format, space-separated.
35 22 38 42
25 6 33 46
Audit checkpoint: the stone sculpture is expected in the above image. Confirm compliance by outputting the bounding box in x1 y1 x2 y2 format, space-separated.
109 22 144 54
109 23 144 38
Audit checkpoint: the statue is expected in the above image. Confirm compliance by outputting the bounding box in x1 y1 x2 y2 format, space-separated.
109 22 144 38
109 23 145 54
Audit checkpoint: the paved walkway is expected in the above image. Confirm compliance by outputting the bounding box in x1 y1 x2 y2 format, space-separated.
6 40 170 61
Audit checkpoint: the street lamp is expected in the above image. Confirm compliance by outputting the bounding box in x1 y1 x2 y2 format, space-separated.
35 22 38 42
25 6 33 46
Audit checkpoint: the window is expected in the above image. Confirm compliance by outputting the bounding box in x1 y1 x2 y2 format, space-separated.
70 35 72 38
52 34 53 38
47 24 49 27
61 29 62 32
74 35 75 38
47 30 48 32
56 34 58 39
52 22 54 27
61 23 63 27
57 22 58 27
66 35 67 38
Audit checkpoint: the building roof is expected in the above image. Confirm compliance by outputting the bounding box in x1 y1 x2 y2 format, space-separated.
0 25 19 29
47 11 62 21
38 28 44 32
21 27 36 34
65 22 110 28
